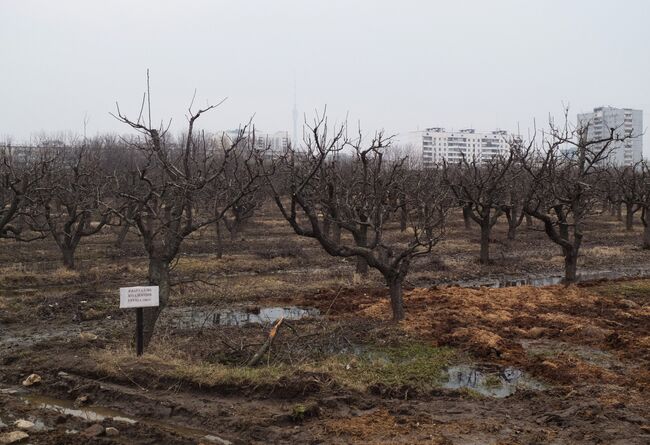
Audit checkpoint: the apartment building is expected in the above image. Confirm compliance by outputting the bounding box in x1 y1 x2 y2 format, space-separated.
577 106 643 166
398 128 512 166
215 129 289 154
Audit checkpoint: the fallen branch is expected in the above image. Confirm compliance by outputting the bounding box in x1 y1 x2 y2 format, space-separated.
247 317 284 367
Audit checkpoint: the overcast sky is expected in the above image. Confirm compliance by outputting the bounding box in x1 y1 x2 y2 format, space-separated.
1 0 649 152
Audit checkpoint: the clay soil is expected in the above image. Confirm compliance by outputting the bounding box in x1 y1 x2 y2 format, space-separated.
1 208 649 444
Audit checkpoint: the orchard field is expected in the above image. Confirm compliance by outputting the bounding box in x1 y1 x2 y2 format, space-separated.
1 206 649 444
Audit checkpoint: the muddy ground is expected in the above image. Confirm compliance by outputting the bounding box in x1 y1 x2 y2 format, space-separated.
1 208 649 444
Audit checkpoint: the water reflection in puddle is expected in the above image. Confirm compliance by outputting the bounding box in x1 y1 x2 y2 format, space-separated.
443 365 543 398
173 306 320 329
20 394 231 443
437 268 650 289
22 394 137 424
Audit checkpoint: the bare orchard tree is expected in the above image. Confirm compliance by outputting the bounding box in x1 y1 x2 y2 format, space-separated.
502 155 530 240
518 114 631 282
268 115 447 320
610 162 644 231
0 144 47 240
111 90 265 346
33 140 115 269
636 161 650 249
443 151 515 264
221 187 265 241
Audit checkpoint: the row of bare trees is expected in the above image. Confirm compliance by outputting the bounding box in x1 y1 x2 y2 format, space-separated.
1 99 644 341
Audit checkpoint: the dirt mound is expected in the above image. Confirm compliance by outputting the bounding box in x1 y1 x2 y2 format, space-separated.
359 284 650 387
443 327 521 359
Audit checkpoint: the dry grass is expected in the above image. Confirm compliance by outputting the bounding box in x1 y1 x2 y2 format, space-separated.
581 246 626 258
174 255 295 275
91 338 455 394
0 266 81 287
91 346 285 387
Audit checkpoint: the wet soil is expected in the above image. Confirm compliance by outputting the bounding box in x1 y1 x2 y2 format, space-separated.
2 280 649 444
1 209 650 444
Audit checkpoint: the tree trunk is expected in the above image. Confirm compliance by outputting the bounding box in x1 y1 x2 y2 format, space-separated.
507 212 517 240
643 223 650 249
479 223 490 264
525 214 532 228
388 277 404 321
215 220 223 259
356 257 369 275
354 224 369 276
61 246 76 270
616 203 622 221
114 223 130 249
564 251 578 283
462 206 471 230
323 217 331 239
625 204 634 231
144 257 170 348
229 224 239 241
332 223 341 244
400 206 407 232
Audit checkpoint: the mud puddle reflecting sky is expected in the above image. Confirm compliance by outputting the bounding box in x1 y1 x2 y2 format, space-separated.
443 365 544 398
433 267 650 289
169 306 320 329
19 393 232 443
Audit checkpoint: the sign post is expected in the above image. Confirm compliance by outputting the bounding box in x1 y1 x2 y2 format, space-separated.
135 307 144 356
120 286 160 356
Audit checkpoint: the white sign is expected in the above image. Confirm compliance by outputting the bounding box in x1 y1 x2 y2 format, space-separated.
120 286 160 309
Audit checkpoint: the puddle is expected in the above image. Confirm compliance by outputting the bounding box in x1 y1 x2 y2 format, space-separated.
20 393 231 443
442 365 543 398
171 306 320 329
22 394 138 424
433 267 650 289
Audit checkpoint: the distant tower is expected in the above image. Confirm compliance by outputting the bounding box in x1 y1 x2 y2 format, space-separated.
292 78 299 148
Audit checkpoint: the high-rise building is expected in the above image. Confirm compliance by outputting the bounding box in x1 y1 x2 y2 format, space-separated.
397 128 513 166
577 106 643 166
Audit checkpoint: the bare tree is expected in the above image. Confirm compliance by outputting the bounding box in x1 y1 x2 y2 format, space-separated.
111 84 265 346
518 113 630 282
443 151 514 264
0 144 46 240
34 140 115 269
269 115 446 320
502 157 529 240
611 162 643 231
222 188 264 241
636 161 650 249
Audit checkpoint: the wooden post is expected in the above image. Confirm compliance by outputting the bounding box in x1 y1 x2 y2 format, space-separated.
136 307 144 356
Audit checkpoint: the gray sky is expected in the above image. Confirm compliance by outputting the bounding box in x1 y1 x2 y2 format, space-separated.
1 0 649 152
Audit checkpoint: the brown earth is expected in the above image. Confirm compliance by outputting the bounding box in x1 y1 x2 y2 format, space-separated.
1 208 650 444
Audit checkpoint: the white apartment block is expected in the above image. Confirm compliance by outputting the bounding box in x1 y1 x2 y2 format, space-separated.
254 131 290 153
215 129 289 153
577 106 643 166
398 128 512 166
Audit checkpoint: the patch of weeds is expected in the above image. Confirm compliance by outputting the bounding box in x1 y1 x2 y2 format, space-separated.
591 279 650 300
483 374 502 389
291 402 320 422
457 387 485 399
91 348 287 388
321 343 456 392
